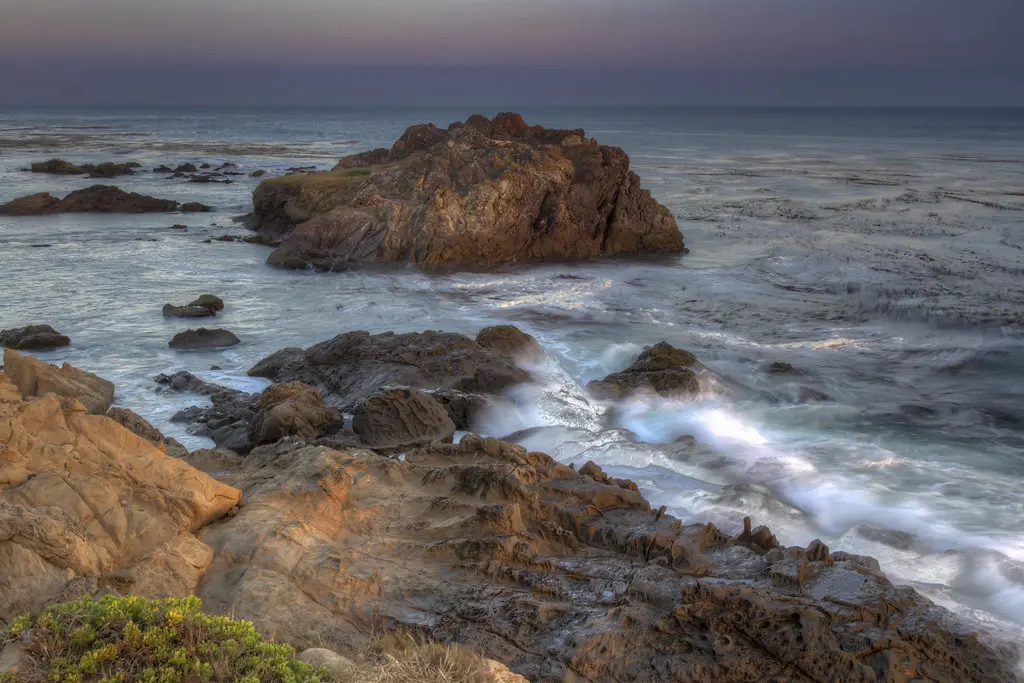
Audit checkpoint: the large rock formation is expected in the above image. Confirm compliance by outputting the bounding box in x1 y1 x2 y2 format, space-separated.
3 349 114 415
0 324 70 351
0 185 209 215
190 436 1018 682
0 373 241 617
248 328 532 411
251 113 684 270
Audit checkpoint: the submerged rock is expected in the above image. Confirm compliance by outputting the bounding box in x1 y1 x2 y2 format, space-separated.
3 348 114 414
252 112 684 269
0 324 70 350
587 341 706 399
28 158 138 178
168 328 239 349
0 185 184 215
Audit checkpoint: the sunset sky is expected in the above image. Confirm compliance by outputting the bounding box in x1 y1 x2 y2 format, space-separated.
2 0 1022 105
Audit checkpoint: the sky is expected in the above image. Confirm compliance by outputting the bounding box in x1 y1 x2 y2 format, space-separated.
1 0 1022 106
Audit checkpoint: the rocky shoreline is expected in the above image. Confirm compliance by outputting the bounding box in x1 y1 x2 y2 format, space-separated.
1 333 1020 681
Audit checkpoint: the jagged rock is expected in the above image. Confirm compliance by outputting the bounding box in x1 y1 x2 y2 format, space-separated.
162 294 223 319
352 388 456 450
0 325 70 350
0 185 182 215
155 370 221 395
250 328 531 411
250 170 267 177
191 294 224 311
248 382 342 447
429 389 491 430
3 349 114 414
247 347 304 379
0 372 240 617
168 328 239 350
106 407 188 458
181 202 213 213
587 341 706 400
174 163 198 173
159 373 258 453
191 435 1018 682
153 165 173 173
252 113 684 268
168 224 188 231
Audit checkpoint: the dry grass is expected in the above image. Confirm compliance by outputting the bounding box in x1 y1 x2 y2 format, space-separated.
338 631 497 683
261 166 381 189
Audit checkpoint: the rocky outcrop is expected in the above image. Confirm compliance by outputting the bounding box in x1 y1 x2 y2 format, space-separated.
251 112 684 269
0 324 70 350
28 159 139 178
247 347 304 378
249 328 532 411
3 349 114 414
248 382 342 447
0 372 241 617
168 328 239 349
475 325 543 361
352 388 456 450
189 436 1018 682
106 406 188 458
162 294 224 319
0 185 186 215
587 341 707 400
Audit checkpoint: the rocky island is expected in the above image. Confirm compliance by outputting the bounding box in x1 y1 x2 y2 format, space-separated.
250 113 685 270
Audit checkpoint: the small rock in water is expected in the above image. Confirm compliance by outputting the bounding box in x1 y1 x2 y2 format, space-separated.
169 328 239 349
250 169 267 177
180 202 212 213
168 224 188 231
0 324 71 350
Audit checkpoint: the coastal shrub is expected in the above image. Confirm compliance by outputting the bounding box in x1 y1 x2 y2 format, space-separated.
2 595 326 683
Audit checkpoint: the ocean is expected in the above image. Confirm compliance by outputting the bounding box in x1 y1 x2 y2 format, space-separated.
2 105 1023 643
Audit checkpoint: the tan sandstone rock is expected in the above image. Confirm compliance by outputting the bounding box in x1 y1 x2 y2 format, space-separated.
0 372 241 616
3 348 115 414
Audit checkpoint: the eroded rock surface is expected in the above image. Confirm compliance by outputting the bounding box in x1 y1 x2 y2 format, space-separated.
106 406 188 458
352 388 456 450
248 382 341 447
28 158 139 178
168 328 240 350
3 349 114 415
190 436 1018 682
0 325 71 351
252 112 684 269
0 373 240 616
162 294 225 319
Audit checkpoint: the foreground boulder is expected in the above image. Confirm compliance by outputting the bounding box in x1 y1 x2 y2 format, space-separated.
3 348 114 414
253 112 684 270
168 328 239 349
28 158 139 178
189 436 1018 682
106 406 188 458
248 328 532 411
0 372 241 616
0 324 70 350
587 341 707 400
0 185 184 215
352 388 456 450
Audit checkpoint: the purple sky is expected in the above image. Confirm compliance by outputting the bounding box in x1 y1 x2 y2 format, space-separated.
2 0 1022 105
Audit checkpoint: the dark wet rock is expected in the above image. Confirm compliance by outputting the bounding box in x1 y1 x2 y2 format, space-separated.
352 388 456 450
160 374 257 452
106 406 189 458
168 328 239 349
0 185 182 215
162 294 223 319
856 524 918 551
28 158 138 177
216 162 238 171
251 328 531 411
247 347 304 379
475 325 543 360
155 370 221 395
199 163 211 169
174 163 198 173
428 389 491 430
153 165 173 173
180 202 212 213
250 170 267 177
248 382 342 447
252 113 684 267
0 324 71 350
168 224 188 231
587 341 705 400
189 175 233 184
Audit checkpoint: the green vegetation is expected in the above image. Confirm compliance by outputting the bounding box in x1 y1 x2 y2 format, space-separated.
2 595 326 683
